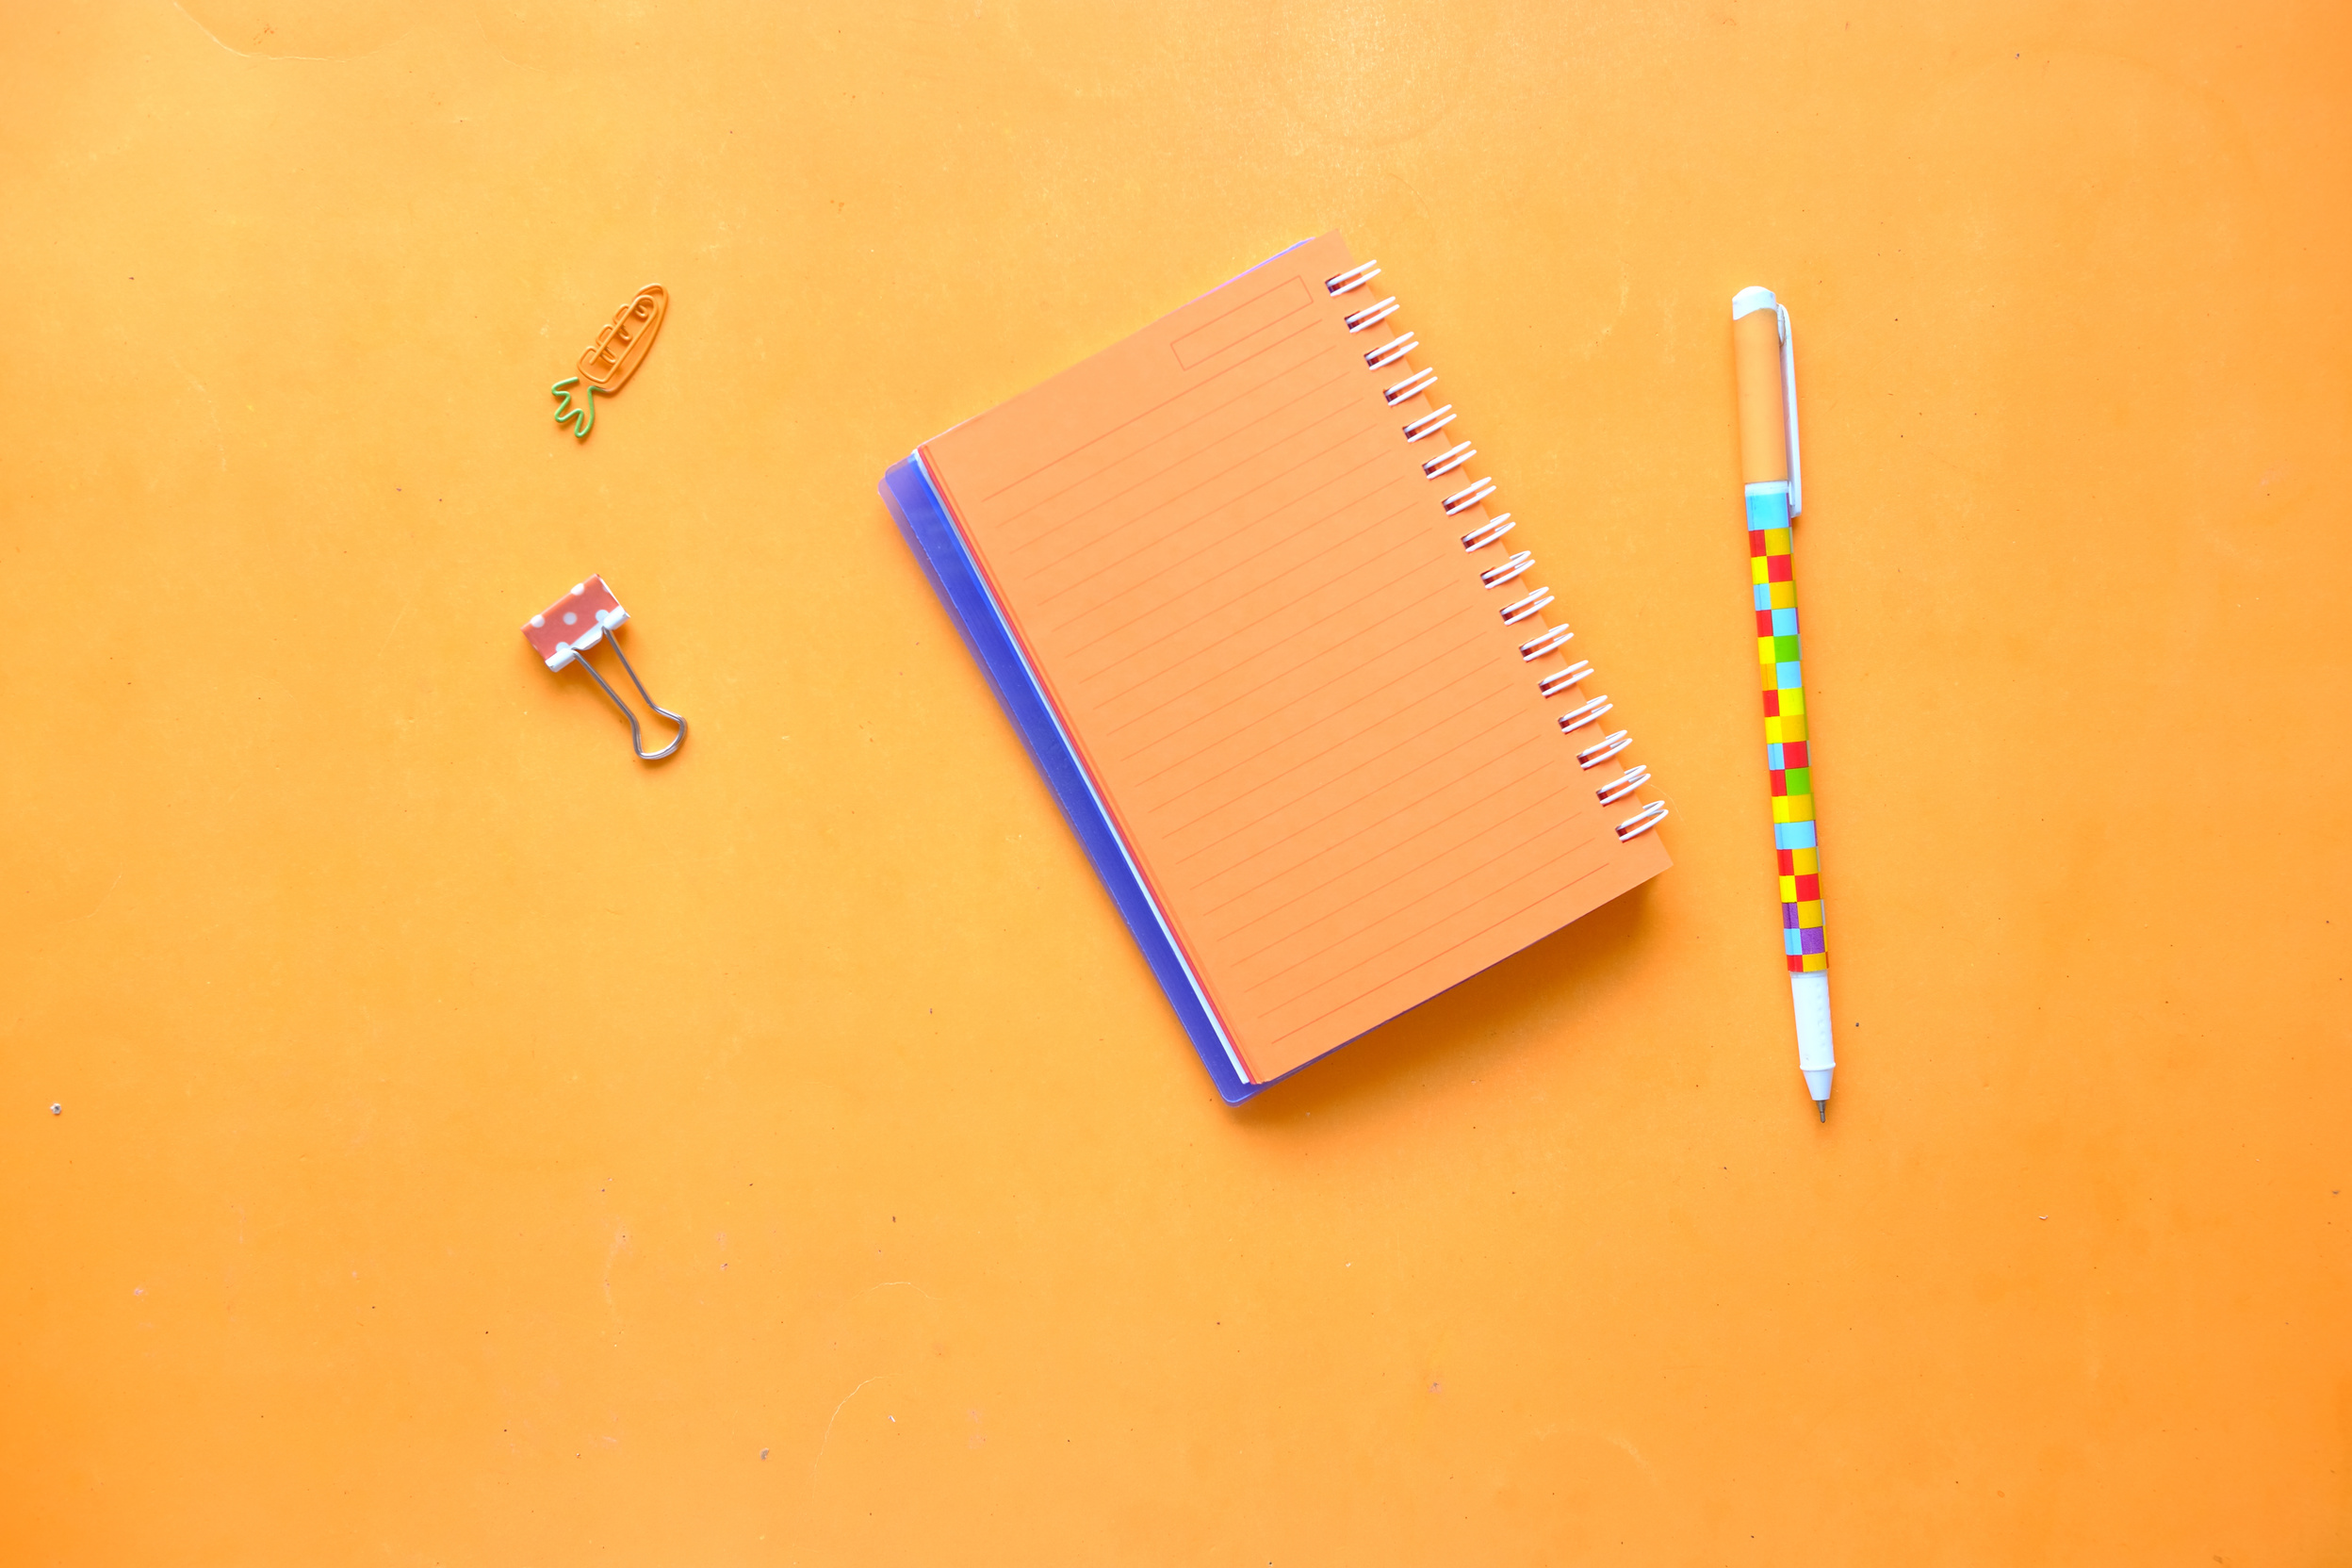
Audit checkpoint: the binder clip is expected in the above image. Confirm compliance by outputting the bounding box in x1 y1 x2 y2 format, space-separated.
523 575 686 761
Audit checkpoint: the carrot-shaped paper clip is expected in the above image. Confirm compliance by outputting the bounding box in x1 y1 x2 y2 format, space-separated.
551 285 668 440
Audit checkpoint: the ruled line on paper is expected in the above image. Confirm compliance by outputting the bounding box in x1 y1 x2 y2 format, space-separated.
1194 731 1548 909
1208 755 1566 942
1158 668 1515 839
1178 701 1529 888
1022 396 1373 599
975 312 1331 508
1095 550 1457 725
1055 477 1407 667
1151 639 1527 885
1170 273 1313 368
1006 356 1352 559
1236 813 1594 988
1083 514 1430 700
1127 618 1491 782
1169 686 1523 858
1099 573 1443 740
1233 808 1583 987
1046 448 1404 646
1263 854 1609 1045
1148 656 1496 818
1101 526 1448 752
1049 451 1406 649
1020 384 1365 572
1008 355 1354 562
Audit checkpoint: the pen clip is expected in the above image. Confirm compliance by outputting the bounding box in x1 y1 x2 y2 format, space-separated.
1776 303 1802 518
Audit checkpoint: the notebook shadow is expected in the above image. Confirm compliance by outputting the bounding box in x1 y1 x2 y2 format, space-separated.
1226 881 1661 1126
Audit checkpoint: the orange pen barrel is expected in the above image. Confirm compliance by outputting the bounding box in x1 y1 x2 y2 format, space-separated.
1733 302 1789 486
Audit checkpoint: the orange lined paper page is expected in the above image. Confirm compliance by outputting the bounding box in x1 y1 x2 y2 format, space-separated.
921 234 1669 1081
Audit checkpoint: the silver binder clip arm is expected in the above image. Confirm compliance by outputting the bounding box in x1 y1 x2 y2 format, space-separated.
1777 302 1802 518
571 628 687 762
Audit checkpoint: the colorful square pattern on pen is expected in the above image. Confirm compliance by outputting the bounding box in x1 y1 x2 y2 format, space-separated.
1750 496 1826 974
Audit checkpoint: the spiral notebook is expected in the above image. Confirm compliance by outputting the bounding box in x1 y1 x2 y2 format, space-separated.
882 233 1671 1101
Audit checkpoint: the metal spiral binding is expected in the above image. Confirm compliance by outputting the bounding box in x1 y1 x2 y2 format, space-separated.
1517 623 1574 662
1557 694 1613 734
1419 439 1475 480
1327 256 1662 841
1383 367 1438 406
1576 730 1633 769
1461 513 1514 550
1499 585 1555 625
1614 800 1670 841
1479 549 1534 589
1537 660 1592 699
1403 404 1457 442
1442 478 1497 515
1595 764 1650 807
1364 333 1418 371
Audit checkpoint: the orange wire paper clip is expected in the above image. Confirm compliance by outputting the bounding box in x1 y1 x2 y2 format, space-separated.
523 575 686 761
550 285 668 440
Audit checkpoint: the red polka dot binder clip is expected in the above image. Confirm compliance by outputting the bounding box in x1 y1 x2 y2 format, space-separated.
523 575 686 761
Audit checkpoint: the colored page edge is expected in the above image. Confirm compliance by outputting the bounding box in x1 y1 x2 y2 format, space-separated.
881 453 1261 1103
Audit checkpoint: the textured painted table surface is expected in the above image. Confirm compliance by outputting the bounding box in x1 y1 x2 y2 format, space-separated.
4 2 2347 1562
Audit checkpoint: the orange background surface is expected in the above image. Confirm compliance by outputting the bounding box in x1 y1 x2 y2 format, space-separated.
3 1 2347 1562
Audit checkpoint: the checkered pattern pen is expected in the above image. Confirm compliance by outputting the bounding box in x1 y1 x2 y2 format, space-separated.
1733 287 1837 1119
1751 505 1824 974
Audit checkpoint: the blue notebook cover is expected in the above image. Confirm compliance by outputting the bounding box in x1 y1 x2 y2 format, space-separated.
881 454 1260 1102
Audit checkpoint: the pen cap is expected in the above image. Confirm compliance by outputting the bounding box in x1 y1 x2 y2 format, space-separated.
1731 289 1789 487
